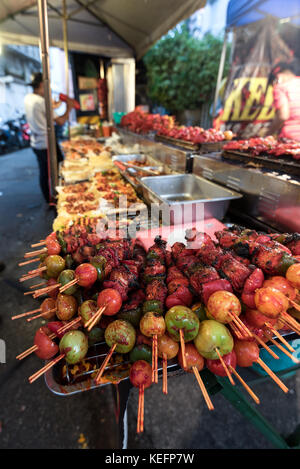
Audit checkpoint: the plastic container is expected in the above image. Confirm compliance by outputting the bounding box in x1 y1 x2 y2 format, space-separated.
113 112 126 125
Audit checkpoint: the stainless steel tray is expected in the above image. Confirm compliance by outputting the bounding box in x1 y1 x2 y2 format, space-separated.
112 154 147 163
139 174 242 223
112 152 178 193
191 153 300 232
44 340 181 396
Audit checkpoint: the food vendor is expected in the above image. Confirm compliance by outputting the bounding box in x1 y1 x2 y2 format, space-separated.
266 61 300 141
24 72 74 203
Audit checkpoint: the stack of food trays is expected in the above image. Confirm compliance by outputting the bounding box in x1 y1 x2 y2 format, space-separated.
60 137 114 184
54 169 147 232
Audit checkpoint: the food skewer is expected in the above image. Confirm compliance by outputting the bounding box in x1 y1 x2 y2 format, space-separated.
85 288 122 332
228 366 260 405
263 334 300 364
19 258 40 267
264 323 295 353
140 312 166 384
58 263 98 293
11 298 57 321
251 333 279 360
24 247 48 258
214 347 235 386
165 305 200 379
178 343 214 411
256 358 289 393
31 240 46 248
130 360 152 434
192 366 215 410
94 319 136 384
12 308 43 320
28 330 88 383
16 332 57 360
157 334 179 395
94 343 117 384
234 339 289 393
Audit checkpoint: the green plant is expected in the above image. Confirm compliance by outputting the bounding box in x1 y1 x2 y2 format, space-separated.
143 29 230 113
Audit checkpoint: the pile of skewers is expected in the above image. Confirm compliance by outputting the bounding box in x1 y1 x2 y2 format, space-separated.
15 224 300 434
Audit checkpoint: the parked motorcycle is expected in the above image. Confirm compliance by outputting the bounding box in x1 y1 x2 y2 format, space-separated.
0 115 30 154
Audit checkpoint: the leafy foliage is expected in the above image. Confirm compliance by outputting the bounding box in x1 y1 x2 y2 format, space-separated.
143 29 230 112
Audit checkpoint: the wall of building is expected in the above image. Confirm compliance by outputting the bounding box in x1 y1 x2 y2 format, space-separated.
0 45 40 122
0 45 75 124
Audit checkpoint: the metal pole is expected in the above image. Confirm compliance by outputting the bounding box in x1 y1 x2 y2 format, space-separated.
212 30 228 118
37 0 58 201
62 0 70 138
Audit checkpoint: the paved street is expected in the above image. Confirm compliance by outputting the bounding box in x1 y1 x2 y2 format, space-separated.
0 148 300 449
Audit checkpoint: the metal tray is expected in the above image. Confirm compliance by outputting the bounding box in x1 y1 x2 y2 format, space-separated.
44 339 181 396
112 153 177 193
139 174 242 223
112 154 147 164
191 153 300 233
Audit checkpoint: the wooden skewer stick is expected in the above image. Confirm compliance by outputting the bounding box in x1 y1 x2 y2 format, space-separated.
16 333 57 360
229 321 245 340
57 317 82 334
263 334 300 364
279 316 300 335
32 283 60 299
179 329 187 370
27 266 47 275
30 282 47 289
86 307 106 332
215 347 235 386
94 343 117 384
19 258 40 267
31 241 46 248
59 278 78 293
228 312 250 337
229 313 253 338
228 366 260 404
19 272 44 283
12 308 41 320
281 311 300 331
139 385 145 433
162 352 168 395
24 248 47 258
29 353 65 384
152 335 158 384
256 357 289 393
289 299 300 313
192 366 214 411
26 308 57 322
252 333 280 359
265 323 296 353
137 386 142 433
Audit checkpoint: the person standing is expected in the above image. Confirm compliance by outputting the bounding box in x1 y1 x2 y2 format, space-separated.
267 61 300 141
24 72 74 203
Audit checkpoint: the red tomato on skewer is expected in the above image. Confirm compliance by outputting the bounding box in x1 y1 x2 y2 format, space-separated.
34 326 59 359
206 350 237 377
234 340 260 367
75 263 98 288
97 288 122 316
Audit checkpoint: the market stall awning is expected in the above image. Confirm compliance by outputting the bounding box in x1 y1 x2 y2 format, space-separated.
0 0 206 58
226 0 300 28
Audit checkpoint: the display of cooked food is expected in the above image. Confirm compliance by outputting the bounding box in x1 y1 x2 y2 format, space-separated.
223 136 300 161
54 168 146 231
16 224 300 433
